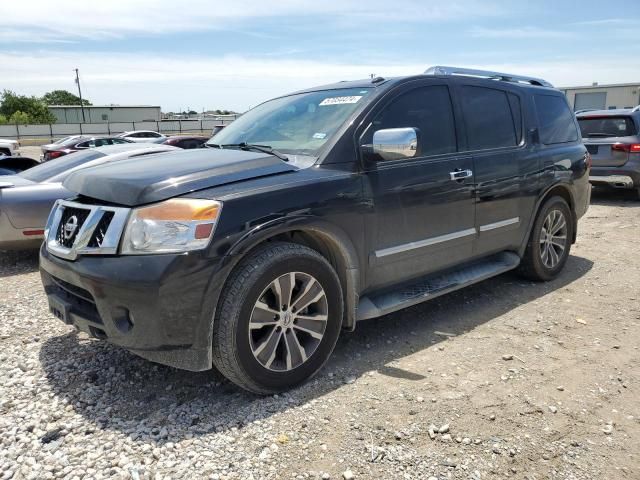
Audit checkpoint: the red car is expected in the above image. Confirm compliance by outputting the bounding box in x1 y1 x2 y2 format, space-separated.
159 135 209 149
40 136 133 161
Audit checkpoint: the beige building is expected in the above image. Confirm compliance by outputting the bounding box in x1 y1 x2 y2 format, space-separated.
561 83 640 112
48 105 161 124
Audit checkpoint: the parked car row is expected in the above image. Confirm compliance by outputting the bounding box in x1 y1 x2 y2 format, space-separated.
39 132 214 162
40 136 134 161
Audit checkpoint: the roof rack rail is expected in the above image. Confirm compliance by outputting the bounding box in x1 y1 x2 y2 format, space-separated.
424 66 554 88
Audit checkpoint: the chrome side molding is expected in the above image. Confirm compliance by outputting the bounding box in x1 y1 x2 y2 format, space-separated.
374 218 521 258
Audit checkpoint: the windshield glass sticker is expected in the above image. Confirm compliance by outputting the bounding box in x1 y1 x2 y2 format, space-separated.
319 96 363 106
312 132 327 139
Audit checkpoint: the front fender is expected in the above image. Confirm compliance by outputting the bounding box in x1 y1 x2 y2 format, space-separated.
226 214 361 330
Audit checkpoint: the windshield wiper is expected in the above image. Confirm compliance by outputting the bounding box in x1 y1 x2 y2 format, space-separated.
207 142 289 161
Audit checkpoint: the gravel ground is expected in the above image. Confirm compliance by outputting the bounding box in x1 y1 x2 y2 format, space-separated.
19 146 42 159
1 189 639 480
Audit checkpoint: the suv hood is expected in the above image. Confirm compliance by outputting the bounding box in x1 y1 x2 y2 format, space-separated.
63 148 298 206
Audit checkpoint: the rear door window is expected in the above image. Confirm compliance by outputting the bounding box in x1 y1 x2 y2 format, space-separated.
577 116 636 138
460 86 519 150
535 94 579 144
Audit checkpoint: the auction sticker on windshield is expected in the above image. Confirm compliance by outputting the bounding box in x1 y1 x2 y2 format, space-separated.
319 96 362 106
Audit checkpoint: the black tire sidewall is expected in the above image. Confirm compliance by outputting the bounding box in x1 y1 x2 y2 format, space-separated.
232 249 342 392
529 198 573 280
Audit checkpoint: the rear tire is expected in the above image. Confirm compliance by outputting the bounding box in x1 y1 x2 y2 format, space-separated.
212 242 343 394
0 148 10 157
518 196 573 281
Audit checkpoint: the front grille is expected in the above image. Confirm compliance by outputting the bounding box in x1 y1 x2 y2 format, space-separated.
46 199 130 260
56 207 90 248
88 211 114 248
586 145 599 155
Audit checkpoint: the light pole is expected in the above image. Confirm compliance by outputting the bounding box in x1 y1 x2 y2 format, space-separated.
74 68 86 123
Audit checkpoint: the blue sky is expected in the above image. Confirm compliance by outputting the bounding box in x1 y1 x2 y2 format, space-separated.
3 0 639 112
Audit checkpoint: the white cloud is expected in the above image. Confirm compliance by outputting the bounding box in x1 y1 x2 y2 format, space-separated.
0 51 424 111
2 0 503 41
470 26 575 39
3 51 640 112
572 18 631 26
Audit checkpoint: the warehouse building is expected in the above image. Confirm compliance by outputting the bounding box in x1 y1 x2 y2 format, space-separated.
48 105 161 123
561 83 640 112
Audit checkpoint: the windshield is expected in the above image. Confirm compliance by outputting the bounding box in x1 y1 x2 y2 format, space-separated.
578 116 636 138
19 150 105 182
207 87 372 156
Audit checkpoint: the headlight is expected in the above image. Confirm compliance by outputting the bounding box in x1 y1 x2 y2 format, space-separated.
120 198 222 254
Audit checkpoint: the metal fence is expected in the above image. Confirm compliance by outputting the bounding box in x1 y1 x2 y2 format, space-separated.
0 117 239 145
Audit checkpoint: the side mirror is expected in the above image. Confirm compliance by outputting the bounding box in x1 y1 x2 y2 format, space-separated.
368 127 420 161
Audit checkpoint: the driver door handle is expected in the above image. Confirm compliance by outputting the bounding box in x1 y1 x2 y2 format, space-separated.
449 169 473 181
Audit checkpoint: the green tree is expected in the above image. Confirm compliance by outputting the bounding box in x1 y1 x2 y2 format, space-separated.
9 111 31 124
0 90 56 124
0 114 7 125
42 89 92 106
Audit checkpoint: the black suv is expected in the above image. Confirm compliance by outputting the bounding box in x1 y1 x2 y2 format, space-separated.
39 66 591 394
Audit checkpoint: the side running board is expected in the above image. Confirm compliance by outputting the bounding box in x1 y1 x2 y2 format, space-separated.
356 252 520 321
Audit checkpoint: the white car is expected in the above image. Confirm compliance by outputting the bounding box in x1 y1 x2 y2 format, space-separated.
117 130 166 143
0 138 21 156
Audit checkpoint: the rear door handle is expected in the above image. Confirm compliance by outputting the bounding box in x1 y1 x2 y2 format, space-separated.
449 169 473 181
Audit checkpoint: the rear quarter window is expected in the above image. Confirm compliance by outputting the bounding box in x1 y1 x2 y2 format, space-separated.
535 94 579 144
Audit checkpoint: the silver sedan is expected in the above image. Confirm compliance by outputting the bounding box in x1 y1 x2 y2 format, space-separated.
0 143 179 250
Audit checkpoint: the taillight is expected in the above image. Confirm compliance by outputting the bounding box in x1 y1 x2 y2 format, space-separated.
612 143 640 153
47 150 64 160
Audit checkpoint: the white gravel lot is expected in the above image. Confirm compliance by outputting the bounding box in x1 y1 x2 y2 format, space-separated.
0 188 639 479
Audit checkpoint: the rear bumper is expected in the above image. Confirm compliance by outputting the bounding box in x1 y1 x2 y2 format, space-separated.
589 174 634 188
0 212 44 250
589 160 640 189
39 245 231 370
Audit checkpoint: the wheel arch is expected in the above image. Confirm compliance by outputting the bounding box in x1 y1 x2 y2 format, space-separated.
225 216 361 330
519 182 577 256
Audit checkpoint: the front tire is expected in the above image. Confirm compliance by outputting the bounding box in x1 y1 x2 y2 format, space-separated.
518 196 573 281
212 242 343 394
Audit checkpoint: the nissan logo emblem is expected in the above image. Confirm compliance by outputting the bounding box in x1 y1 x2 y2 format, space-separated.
63 215 79 240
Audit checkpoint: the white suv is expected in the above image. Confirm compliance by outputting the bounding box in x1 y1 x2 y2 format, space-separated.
0 138 21 156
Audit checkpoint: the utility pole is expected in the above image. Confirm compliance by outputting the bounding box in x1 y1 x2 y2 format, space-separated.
74 68 86 123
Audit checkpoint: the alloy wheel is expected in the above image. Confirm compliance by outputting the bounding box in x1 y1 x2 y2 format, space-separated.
249 272 328 371
539 209 567 269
